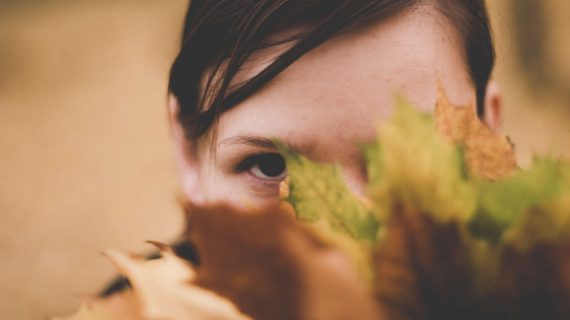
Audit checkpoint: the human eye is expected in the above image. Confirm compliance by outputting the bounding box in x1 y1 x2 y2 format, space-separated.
234 153 287 183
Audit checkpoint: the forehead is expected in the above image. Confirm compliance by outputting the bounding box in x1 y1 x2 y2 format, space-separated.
211 8 475 157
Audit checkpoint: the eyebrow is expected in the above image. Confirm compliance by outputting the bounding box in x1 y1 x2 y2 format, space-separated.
218 135 302 153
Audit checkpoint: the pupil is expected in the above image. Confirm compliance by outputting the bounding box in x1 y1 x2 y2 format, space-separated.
258 154 286 177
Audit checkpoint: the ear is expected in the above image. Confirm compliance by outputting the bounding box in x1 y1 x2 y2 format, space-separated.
483 81 503 132
168 95 205 204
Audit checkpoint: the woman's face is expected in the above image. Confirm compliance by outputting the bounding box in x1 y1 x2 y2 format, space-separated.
172 8 495 209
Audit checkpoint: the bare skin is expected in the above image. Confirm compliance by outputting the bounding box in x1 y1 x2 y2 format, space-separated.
169 6 502 209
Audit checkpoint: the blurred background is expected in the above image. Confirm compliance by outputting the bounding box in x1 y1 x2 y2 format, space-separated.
0 0 568 319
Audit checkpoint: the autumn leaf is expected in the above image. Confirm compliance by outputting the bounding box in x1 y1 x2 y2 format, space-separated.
470 158 570 243
104 243 250 320
367 95 476 224
55 243 250 320
434 83 517 180
276 142 380 242
372 203 476 320
185 202 381 320
275 144 378 281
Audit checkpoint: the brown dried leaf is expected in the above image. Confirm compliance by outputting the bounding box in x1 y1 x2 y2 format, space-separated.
373 202 570 320
184 202 382 320
373 203 476 320
492 243 570 320
434 84 517 180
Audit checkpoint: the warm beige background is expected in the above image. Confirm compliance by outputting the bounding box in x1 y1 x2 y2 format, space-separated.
0 1 568 319
0 1 188 319
489 0 570 165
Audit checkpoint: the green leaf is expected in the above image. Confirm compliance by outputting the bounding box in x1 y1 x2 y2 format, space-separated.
275 142 380 242
470 158 570 244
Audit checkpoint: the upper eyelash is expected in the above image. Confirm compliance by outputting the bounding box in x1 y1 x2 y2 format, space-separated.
234 152 280 173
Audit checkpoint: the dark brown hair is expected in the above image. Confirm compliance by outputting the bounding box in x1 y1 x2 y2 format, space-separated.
169 0 494 140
